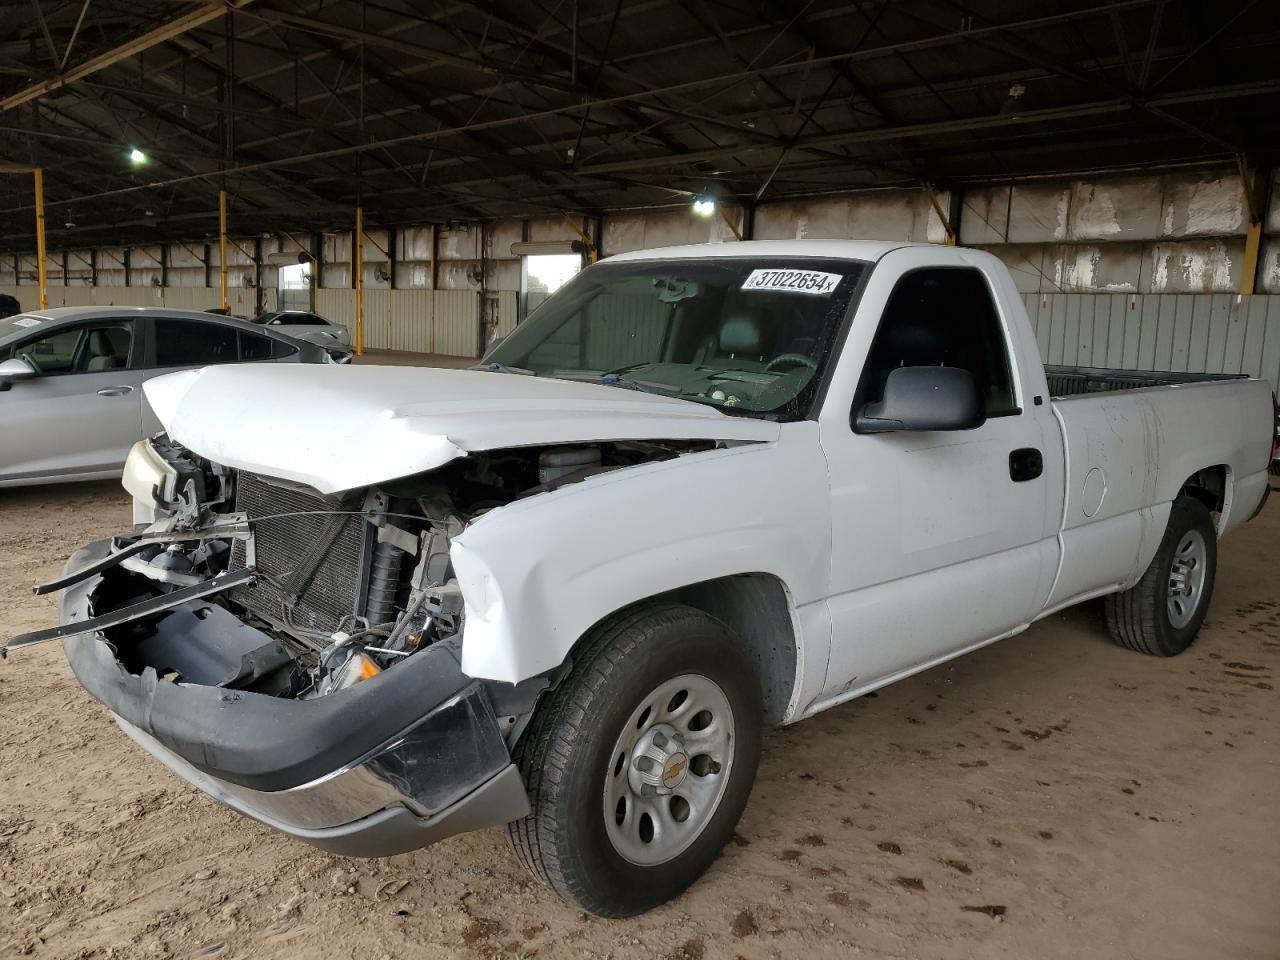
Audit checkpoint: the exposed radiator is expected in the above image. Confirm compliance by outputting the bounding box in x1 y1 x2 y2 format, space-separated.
228 472 367 635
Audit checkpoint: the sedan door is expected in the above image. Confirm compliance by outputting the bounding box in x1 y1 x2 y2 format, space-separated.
139 316 243 435
138 317 302 434
0 320 142 484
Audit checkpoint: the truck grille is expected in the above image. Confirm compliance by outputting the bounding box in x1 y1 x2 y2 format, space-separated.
228 472 367 636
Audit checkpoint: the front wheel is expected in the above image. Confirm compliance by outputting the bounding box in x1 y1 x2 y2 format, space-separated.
507 602 763 917
1105 495 1218 656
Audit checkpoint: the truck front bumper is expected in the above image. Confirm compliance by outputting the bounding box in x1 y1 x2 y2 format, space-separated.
59 540 529 857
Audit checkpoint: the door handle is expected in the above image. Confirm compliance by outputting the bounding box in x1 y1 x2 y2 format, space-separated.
96 385 134 397
1009 447 1043 482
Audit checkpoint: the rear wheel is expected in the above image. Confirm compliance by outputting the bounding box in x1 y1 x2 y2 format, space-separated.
1105 496 1217 656
507 602 763 917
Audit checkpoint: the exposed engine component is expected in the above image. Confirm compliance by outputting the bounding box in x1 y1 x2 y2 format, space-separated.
365 539 403 627
539 446 602 485
121 538 230 586
92 436 719 703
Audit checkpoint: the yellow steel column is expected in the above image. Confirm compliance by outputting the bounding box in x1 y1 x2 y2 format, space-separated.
354 206 364 356
924 184 957 245
1238 157 1267 296
1241 218 1262 295
719 207 743 241
32 168 48 309
218 190 228 310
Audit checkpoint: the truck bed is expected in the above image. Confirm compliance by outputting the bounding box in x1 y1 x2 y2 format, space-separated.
1045 365 1247 398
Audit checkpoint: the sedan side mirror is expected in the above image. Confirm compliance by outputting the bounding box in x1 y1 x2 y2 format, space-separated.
853 365 986 434
0 356 37 392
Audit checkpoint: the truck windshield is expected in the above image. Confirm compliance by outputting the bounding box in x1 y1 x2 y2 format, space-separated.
485 257 867 419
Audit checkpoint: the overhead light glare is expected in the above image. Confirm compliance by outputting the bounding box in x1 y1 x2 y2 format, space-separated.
129 147 148 165
692 196 716 218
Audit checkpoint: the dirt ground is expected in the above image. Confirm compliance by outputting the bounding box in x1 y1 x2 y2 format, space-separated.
1 478 1278 960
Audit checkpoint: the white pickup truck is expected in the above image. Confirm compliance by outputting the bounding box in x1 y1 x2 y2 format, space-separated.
10 240 1272 918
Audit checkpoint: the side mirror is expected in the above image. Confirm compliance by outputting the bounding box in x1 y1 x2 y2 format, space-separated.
854 365 985 434
0 356 37 392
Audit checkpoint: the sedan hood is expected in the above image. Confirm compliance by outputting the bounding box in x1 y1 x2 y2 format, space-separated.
143 364 780 494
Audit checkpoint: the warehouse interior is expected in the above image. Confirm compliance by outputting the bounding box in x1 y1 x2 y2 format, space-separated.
2 1 1279 957
3 0 1280 362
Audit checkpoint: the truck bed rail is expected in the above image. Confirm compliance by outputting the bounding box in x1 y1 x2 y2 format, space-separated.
1046 365 1247 398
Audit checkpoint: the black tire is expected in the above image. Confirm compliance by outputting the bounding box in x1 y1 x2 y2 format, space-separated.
1105 495 1217 656
506 601 763 917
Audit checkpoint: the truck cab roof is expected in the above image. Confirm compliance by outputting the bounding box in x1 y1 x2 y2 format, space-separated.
606 239 923 263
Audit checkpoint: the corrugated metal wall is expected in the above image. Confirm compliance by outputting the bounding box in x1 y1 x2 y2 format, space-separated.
1023 294 1280 392
496 291 518 339
314 288 480 357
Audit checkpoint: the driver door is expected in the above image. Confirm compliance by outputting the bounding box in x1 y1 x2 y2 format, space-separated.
815 250 1061 702
1 320 143 484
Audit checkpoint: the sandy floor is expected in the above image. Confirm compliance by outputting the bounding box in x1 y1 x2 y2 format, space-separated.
1 478 1277 960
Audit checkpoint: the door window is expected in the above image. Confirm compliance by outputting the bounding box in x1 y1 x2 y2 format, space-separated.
155 319 238 366
857 268 1017 417
239 331 275 361
6 322 132 375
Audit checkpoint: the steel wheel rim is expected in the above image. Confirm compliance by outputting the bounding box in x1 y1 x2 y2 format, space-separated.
1167 529 1207 629
602 674 736 866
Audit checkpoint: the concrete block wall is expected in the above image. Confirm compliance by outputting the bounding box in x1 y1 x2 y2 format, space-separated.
960 171 1270 294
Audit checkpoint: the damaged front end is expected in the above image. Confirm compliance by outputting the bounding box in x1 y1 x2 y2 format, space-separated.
5 433 706 855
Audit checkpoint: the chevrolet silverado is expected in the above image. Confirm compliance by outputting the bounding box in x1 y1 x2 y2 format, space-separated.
6 240 1272 917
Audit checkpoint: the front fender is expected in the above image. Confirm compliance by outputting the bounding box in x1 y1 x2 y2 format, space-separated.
452 424 831 684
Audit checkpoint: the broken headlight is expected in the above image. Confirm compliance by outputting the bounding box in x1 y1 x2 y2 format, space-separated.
122 438 179 510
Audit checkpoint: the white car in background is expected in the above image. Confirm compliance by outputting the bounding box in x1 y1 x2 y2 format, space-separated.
253 310 352 360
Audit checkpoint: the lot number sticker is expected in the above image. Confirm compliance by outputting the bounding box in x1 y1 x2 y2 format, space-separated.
741 268 841 296
11 317 40 328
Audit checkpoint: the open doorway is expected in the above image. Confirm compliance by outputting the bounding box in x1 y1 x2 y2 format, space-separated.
522 253 580 317
277 261 312 312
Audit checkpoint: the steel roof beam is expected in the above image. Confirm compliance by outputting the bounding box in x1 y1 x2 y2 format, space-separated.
1 0 255 113
8 74 1272 218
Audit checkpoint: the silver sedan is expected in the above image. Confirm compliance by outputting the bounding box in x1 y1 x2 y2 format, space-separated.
0 306 333 487
253 310 352 359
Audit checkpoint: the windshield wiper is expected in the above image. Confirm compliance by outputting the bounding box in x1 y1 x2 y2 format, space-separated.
598 372 680 395
604 360 656 376
475 361 535 376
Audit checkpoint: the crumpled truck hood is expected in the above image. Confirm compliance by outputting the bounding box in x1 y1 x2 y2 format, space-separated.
143 364 780 494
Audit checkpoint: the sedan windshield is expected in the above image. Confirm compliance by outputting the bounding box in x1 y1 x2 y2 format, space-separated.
484 257 867 419
0 314 46 342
